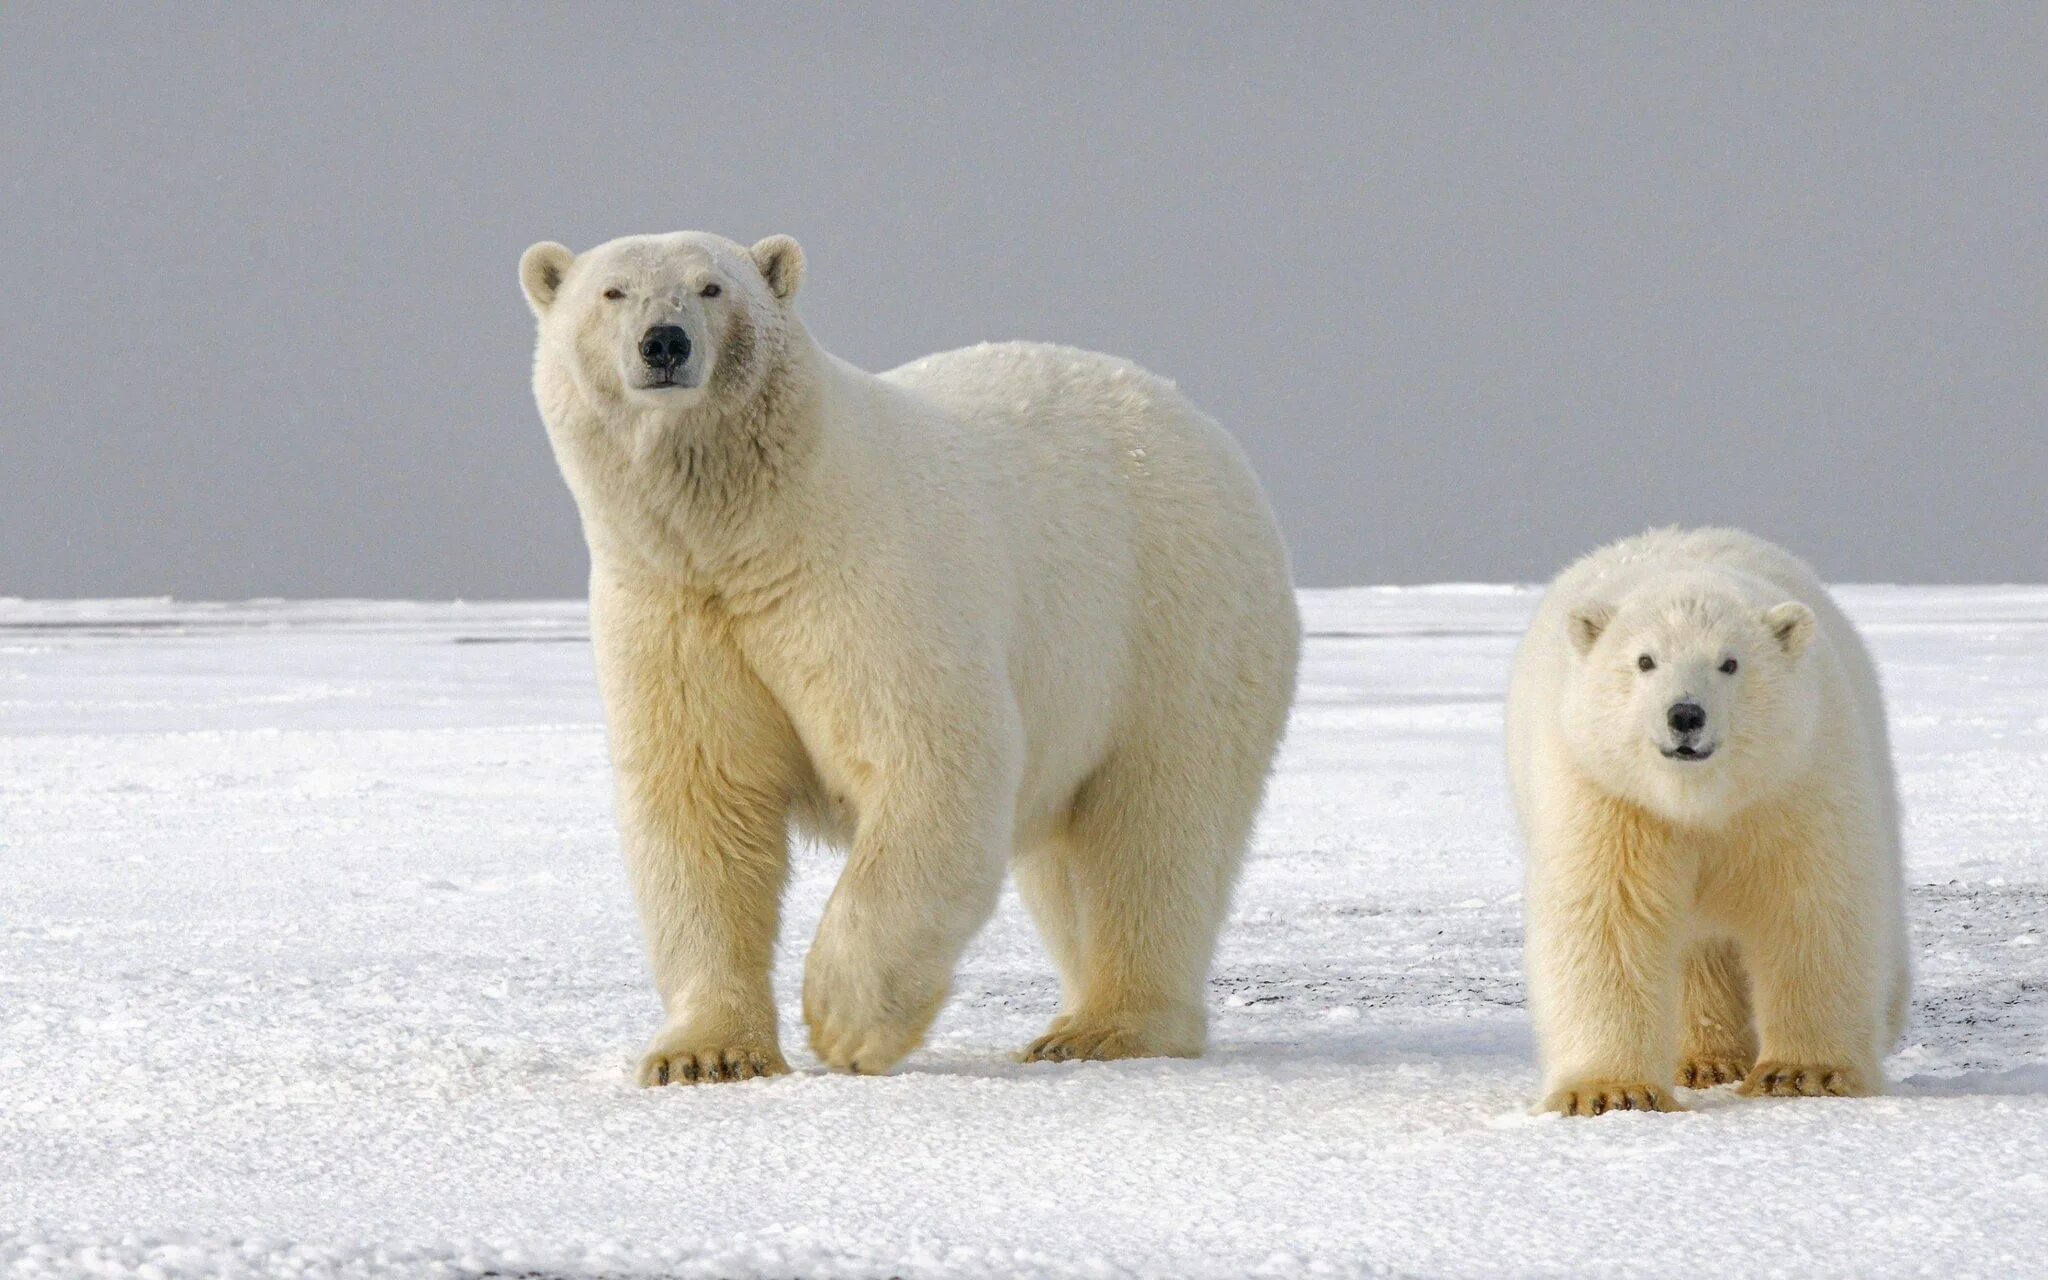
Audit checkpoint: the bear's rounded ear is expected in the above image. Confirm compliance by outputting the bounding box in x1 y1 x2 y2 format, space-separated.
750 235 804 301
1763 601 1816 658
1566 601 1614 657
520 242 575 316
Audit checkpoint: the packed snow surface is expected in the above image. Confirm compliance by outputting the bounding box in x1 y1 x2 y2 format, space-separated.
2 590 2043 1278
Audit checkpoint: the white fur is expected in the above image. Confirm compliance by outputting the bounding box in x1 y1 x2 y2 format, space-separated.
521 231 1300 1083
1506 528 1908 1114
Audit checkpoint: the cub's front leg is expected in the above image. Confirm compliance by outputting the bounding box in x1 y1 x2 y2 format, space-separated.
1526 799 1692 1116
594 584 808 1086
801 705 1020 1075
1735 820 1888 1099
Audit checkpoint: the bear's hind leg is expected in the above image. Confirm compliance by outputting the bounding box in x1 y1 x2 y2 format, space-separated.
1013 837 1089 1043
1677 938 1757 1088
1018 741 1254 1063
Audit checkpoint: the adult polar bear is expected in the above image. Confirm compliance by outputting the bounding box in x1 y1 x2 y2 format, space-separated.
1507 528 1908 1115
520 231 1299 1083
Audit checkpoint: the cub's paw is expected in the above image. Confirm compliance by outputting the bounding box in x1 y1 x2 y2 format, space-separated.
1541 1079 1684 1117
636 1027 787 1087
1677 1056 1753 1089
1019 1012 1200 1064
1739 1061 1875 1098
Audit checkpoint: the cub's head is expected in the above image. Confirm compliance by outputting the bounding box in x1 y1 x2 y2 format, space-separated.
1558 578 1821 826
519 231 804 418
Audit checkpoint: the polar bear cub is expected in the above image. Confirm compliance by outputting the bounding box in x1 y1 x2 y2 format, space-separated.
1507 528 1909 1114
519 231 1300 1083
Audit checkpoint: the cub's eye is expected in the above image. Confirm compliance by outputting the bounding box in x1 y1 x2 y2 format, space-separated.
602 287 626 300
700 283 722 298
1637 654 1656 672
1719 658 1739 675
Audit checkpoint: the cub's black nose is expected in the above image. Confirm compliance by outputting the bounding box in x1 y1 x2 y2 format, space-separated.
639 325 691 369
1667 701 1707 735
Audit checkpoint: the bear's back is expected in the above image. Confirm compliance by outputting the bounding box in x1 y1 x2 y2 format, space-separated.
876 339 1287 611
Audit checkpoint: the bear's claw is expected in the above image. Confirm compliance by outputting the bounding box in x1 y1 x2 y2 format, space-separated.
636 1032 787 1087
1678 1056 1752 1089
1541 1080 1684 1116
1019 1014 1199 1064
1738 1061 1874 1098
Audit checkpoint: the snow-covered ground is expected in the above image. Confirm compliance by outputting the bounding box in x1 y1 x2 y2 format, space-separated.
2 589 2043 1279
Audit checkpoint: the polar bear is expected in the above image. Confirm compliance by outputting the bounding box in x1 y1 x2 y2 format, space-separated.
519 231 1300 1083
1506 528 1909 1115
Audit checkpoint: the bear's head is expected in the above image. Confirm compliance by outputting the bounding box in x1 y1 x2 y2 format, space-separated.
1557 576 1821 827
519 231 805 421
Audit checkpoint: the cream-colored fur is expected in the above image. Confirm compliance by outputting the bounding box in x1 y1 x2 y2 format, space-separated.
1506 528 1908 1114
520 231 1299 1083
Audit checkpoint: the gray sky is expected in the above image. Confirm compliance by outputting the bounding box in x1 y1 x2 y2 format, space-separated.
3 4 2044 597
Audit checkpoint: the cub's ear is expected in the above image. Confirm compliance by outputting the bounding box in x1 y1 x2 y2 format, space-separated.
520 242 574 316
750 235 804 301
1567 601 1614 656
1763 601 1816 658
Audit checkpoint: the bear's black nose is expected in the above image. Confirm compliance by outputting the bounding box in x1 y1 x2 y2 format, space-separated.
1667 701 1706 736
639 325 691 369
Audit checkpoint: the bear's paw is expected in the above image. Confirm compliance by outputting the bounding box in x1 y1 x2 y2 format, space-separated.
801 953 947 1076
1019 1013 1200 1064
1677 1055 1754 1089
636 1031 788 1087
1540 1079 1684 1116
1738 1061 1876 1098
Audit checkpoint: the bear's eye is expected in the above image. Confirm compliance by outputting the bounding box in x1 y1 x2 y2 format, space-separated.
700 283 722 298
1719 658 1739 675
602 287 626 301
1637 654 1656 672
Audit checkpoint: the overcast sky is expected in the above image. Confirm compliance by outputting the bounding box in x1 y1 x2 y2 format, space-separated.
3 5 2044 596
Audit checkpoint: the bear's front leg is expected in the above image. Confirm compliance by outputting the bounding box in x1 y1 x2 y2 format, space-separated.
1526 807 1691 1115
802 754 1015 1075
623 783 792 1086
594 583 805 1086
1736 847 1886 1098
